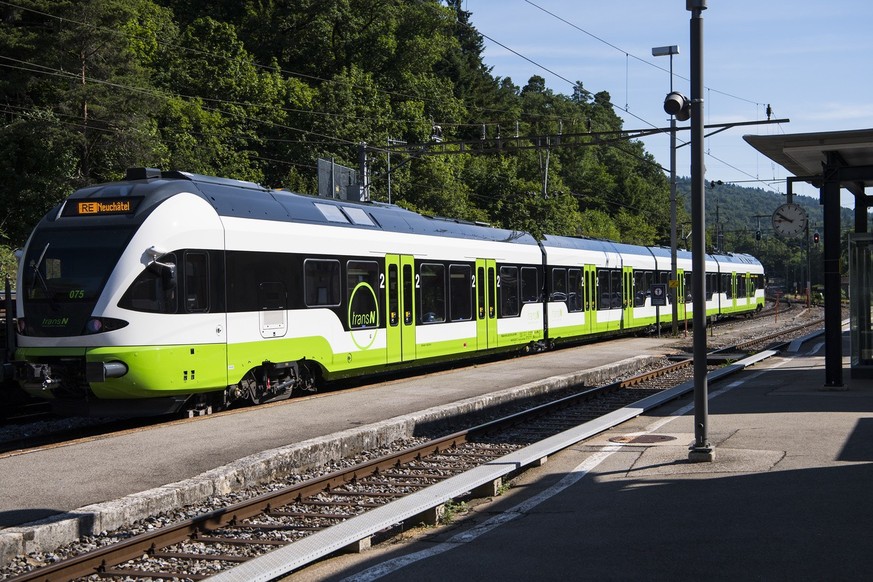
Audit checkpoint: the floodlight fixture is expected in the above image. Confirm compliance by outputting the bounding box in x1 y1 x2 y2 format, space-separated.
664 91 690 121
651 45 679 57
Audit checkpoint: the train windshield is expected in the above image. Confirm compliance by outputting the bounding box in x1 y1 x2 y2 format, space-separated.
20 226 134 336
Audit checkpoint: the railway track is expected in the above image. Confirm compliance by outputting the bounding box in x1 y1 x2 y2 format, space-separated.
3 317 822 582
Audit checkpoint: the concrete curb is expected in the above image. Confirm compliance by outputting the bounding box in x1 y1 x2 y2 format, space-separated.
0 355 657 565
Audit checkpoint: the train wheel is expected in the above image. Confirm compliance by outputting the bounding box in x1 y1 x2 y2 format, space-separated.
241 372 264 405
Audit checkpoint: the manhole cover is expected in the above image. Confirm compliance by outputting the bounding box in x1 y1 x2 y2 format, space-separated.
609 434 677 444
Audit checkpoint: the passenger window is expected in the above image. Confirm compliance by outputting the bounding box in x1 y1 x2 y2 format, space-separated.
597 268 622 310
551 268 567 302
477 266 486 319
488 267 496 318
521 267 539 303
403 264 413 324
568 268 583 312
304 259 341 306
449 264 472 321
499 266 519 317
419 263 445 323
720 273 732 299
388 264 399 326
184 251 209 313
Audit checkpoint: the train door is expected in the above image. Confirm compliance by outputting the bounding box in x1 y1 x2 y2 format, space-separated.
386 254 416 363
475 259 497 350
583 264 597 334
731 272 739 311
622 266 634 329
676 268 688 324
683 271 693 320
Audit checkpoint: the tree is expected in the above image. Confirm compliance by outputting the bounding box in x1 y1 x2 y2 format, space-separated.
576 209 621 240
0 111 79 245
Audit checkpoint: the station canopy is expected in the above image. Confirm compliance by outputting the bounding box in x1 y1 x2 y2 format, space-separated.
744 128 873 196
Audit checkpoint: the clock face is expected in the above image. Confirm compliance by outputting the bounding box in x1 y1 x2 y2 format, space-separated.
772 203 808 237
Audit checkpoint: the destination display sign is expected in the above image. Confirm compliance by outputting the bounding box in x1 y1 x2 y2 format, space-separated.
62 197 141 217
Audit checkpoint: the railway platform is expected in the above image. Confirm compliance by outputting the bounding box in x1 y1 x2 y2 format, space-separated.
0 335 675 564
293 328 873 581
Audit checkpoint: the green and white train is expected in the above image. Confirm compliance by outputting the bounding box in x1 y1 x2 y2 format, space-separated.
10 168 765 416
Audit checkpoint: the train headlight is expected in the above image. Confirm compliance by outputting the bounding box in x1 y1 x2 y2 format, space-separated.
85 317 129 334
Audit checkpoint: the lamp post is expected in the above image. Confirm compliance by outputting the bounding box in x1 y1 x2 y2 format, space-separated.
652 44 680 336
665 3 710 461
688 0 711 461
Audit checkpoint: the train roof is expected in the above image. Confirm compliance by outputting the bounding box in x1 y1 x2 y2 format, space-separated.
60 168 540 247
541 234 628 254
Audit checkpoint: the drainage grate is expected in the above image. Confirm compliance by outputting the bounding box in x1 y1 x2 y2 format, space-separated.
609 434 677 444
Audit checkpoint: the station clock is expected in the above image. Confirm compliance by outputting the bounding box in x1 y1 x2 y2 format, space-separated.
771 202 808 238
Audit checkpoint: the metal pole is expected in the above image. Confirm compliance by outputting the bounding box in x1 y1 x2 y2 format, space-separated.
652 44 680 336
330 157 335 199
822 152 843 387
688 0 712 462
357 142 368 202
670 116 678 335
668 50 680 336
806 223 811 308
387 139 392 205
5 276 14 363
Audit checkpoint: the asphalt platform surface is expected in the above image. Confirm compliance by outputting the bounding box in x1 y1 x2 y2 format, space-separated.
0 335 672 563
289 330 873 582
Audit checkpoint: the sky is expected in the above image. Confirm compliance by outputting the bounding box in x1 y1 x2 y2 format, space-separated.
463 0 873 209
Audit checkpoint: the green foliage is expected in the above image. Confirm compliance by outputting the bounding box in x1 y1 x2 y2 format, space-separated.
2 0 682 252
0 110 79 246
576 209 621 240
0 244 19 286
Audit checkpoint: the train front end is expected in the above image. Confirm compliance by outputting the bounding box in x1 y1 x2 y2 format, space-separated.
12 169 227 416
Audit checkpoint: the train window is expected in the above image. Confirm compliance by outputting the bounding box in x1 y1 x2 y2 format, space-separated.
568 268 583 312
737 275 747 299
119 252 178 314
521 267 539 303
419 263 445 323
585 270 595 311
184 251 209 313
388 264 399 326
304 259 341 307
684 272 693 302
634 270 654 307
551 268 567 302
477 266 486 319
611 270 622 308
720 273 732 299
499 266 519 317
597 269 608 309
706 273 717 300
257 281 286 310
347 260 380 329
314 203 350 224
344 207 376 227
403 264 413 324
597 268 622 310
449 264 472 321
488 267 496 318
752 274 763 293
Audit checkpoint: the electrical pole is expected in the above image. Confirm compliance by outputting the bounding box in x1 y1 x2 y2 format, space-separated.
688 0 713 462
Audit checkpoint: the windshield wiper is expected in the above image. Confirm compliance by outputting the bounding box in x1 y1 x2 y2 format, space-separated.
29 242 51 299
